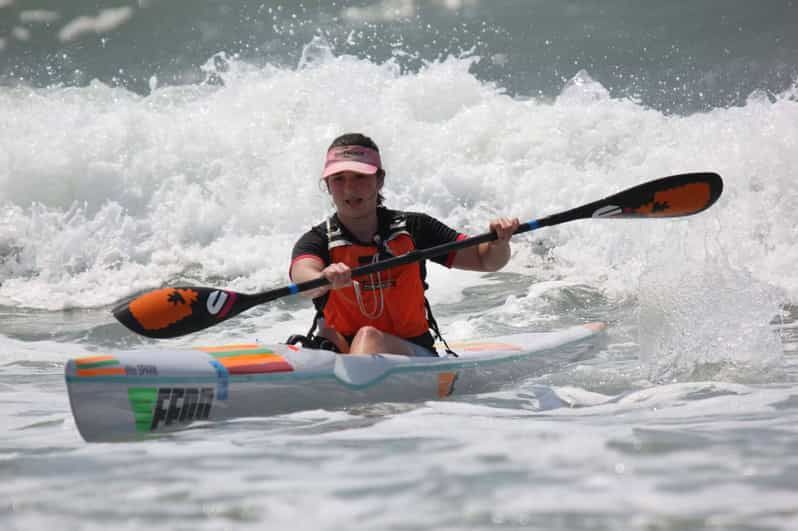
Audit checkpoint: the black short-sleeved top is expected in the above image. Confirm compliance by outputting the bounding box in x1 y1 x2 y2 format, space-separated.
291 207 466 303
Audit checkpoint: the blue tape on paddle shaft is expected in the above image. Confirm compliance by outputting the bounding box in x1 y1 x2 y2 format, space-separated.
288 284 300 294
524 220 540 230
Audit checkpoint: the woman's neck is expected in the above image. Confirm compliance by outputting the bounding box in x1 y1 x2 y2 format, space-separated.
338 209 379 243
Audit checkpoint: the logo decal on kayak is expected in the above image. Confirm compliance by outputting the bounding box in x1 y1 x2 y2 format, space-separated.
128 288 199 331
128 387 214 432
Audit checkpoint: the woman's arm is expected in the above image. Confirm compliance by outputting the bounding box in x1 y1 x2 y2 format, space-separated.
451 217 520 272
290 258 353 298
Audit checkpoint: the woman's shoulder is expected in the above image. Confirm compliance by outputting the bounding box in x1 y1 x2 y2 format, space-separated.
294 219 329 247
380 207 437 224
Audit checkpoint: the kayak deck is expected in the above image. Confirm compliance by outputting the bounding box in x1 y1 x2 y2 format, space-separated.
65 323 605 442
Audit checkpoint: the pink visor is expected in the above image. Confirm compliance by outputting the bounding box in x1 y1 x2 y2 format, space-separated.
322 145 382 179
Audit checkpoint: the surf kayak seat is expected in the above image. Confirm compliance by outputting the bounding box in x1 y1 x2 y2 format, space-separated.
285 334 342 353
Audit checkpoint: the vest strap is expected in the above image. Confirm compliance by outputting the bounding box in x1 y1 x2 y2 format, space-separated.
424 298 458 357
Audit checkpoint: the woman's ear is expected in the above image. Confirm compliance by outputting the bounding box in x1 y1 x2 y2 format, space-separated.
377 169 386 188
319 178 330 194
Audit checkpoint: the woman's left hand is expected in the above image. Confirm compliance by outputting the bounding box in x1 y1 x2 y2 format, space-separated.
489 217 520 243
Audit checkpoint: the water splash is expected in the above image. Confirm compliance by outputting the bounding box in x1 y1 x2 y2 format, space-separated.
298 35 336 70
637 247 785 383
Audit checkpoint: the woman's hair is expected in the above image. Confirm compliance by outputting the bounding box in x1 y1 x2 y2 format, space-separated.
328 133 380 152
328 133 385 205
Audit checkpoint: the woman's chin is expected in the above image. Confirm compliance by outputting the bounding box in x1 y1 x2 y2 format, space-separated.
338 200 374 216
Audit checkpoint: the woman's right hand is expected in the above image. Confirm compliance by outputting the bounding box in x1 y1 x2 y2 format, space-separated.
322 262 352 290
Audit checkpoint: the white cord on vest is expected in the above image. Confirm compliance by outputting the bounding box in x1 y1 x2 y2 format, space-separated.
353 249 385 320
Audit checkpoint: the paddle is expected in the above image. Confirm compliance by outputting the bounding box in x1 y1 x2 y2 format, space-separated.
113 172 723 339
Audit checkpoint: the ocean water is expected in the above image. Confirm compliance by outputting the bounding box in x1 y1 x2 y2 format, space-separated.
1 1 798 529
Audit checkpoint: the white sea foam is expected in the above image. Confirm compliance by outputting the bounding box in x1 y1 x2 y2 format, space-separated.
0 48 796 320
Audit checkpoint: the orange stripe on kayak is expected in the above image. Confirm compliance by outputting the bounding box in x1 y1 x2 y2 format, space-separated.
225 361 294 374
76 367 127 377
75 355 116 365
212 352 295 374
215 354 285 365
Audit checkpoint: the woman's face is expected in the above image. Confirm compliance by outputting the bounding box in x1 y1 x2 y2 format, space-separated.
325 171 383 219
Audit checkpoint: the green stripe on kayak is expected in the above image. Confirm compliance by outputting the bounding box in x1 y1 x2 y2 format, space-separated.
76 359 120 369
128 387 158 433
209 349 275 358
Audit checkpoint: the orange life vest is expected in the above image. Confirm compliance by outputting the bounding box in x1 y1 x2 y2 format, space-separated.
321 214 429 339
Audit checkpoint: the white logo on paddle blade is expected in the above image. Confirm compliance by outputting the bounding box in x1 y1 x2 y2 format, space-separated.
592 205 623 218
206 291 228 315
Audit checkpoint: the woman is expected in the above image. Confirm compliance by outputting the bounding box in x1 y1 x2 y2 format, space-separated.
290 133 519 356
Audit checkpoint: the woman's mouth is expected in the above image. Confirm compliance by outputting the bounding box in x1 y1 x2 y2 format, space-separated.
345 198 364 207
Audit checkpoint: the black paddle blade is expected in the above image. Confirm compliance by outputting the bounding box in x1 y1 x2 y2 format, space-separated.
590 172 723 219
535 172 723 228
112 287 256 339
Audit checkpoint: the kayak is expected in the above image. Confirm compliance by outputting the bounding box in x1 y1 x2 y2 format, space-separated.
65 323 605 442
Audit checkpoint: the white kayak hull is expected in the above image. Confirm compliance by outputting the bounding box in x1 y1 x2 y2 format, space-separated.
65 323 605 442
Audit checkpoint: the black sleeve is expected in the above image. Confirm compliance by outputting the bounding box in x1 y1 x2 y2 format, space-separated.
290 225 329 278
405 212 465 267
